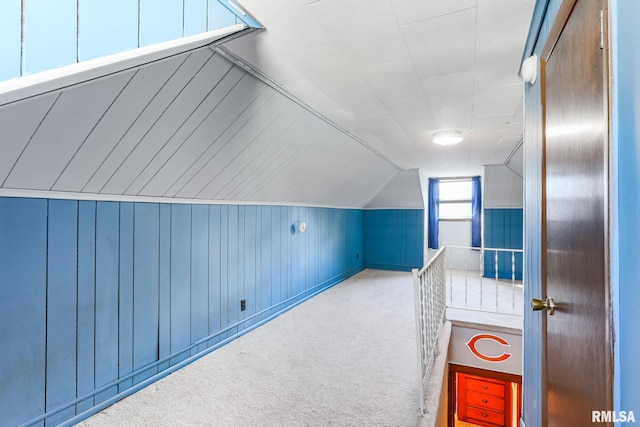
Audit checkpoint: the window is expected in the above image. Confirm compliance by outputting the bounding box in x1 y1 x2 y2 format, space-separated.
438 179 472 220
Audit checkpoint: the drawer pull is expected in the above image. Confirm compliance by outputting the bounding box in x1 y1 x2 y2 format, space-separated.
482 385 488 389
482 413 488 417
482 399 488 403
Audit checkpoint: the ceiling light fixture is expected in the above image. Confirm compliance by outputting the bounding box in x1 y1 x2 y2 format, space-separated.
433 130 463 146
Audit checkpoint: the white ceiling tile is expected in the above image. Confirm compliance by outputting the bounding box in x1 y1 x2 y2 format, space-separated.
307 0 410 68
477 0 535 43
358 60 423 103
283 43 369 93
474 35 527 89
243 2 332 55
431 105 472 130
472 114 512 131
391 0 477 25
473 84 522 117
421 71 474 109
401 8 477 78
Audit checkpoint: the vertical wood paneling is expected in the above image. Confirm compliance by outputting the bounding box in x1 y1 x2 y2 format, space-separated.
260 207 272 318
237 206 246 324
1 197 366 425
118 203 134 392
158 204 171 371
208 205 222 345
133 203 160 383
227 205 240 336
271 206 283 307
484 209 523 280
244 205 258 327
191 205 209 354
94 202 120 404
363 209 424 271
170 204 192 364
219 205 229 340
46 200 78 426
77 201 96 412
0 198 47 426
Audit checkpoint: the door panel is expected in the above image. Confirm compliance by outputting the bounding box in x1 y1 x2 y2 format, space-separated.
543 0 609 425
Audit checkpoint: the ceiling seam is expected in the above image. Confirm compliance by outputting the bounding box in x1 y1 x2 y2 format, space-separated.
51 69 140 191
137 66 247 196
97 50 217 194
123 60 238 195
1 92 62 187
79 52 192 193
213 45 402 170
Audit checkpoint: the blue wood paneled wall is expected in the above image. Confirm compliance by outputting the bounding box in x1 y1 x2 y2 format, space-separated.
363 209 424 272
483 208 523 280
0 197 363 426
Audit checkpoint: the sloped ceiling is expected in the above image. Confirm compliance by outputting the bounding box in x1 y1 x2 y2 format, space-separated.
224 0 535 177
0 39 398 207
366 169 424 209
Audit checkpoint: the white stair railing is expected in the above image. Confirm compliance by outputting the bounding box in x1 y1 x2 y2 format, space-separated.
445 245 524 315
412 247 446 417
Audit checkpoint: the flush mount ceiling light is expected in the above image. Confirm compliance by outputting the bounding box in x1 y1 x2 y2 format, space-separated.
433 130 463 146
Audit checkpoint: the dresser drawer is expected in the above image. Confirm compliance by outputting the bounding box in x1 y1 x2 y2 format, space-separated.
467 406 505 426
467 390 505 412
466 377 505 397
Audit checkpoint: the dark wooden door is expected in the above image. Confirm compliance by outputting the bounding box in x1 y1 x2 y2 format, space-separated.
542 0 610 425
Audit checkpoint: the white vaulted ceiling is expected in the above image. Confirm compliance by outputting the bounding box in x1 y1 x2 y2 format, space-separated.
224 0 535 177
0 30 398 207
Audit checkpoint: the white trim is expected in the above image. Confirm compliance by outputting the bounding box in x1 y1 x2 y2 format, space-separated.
363 206 424 210
0 188 362 209
0 25 246 107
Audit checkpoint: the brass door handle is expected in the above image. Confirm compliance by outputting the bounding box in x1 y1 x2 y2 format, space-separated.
531 297 556 315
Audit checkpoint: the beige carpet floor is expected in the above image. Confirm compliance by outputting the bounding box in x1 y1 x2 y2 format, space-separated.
79 269 419 427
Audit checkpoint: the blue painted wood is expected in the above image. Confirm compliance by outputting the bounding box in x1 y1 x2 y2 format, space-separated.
208 205 222 346
78 0 138 62
226 205 240 336
133 203 160 384
243 205 258 327
1 198 368 425
46 200 79 426
170 204 192 364
483 209 523 280
94 202 120 405
208 0 238 30
219 205 229 341
139 0 183 47
158 204 171 371
612 0 640 415
77 201 96 413
118 203 135 392
0 198 47 426
184 0 208 37
270 206 283 308
24 0 76 75
0 1 21 80
191 205 209 354
260 207 273 318
237 205 246 327
363 209 424 271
